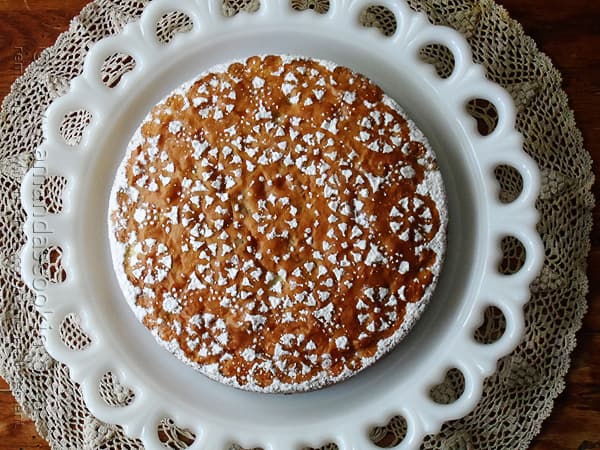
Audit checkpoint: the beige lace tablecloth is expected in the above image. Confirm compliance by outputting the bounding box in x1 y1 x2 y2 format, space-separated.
0 0 594 449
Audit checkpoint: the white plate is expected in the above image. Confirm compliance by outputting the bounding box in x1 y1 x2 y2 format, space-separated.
20 0 544 449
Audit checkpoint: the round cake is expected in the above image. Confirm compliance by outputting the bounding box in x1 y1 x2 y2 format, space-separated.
108 55 447 393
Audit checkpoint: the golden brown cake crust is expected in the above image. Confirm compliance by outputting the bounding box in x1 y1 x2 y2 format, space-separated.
109 55 446 392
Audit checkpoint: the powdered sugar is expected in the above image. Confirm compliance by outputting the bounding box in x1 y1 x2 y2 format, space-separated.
108 55 447 393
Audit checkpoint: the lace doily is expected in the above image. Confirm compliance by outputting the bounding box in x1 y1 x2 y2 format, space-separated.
0 0 593 449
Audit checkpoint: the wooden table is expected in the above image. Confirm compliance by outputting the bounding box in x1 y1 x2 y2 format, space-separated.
0 1 598 449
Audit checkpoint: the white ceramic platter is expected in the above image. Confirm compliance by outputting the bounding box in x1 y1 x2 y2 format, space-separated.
20 0 544 449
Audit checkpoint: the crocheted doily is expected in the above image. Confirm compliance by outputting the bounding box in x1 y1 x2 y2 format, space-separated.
0 0 593 449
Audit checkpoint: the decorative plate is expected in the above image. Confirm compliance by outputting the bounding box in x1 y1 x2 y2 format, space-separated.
20 0 544 449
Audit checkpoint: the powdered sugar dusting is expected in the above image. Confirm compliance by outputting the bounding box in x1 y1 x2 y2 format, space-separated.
108 55 447 393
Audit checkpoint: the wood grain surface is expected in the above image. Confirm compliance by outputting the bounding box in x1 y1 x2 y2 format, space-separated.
0 0 598 449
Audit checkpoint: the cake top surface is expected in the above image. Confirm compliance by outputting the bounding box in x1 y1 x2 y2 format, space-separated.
109 55 447 393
